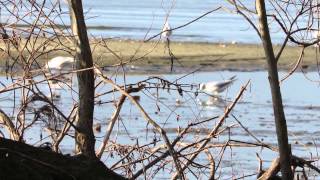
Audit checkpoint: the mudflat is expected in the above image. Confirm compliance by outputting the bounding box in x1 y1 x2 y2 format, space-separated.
0 39 317 73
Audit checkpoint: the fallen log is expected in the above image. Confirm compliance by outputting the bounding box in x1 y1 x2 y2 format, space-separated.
0 137 126 180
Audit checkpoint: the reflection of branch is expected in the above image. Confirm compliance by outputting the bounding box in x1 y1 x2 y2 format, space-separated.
145 7 221 42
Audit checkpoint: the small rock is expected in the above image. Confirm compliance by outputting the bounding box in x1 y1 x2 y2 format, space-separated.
93 123 101 133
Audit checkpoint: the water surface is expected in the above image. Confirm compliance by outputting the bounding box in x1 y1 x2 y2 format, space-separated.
0 70 320 178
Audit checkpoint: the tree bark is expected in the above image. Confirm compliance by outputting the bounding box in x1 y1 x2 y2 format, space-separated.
256 0 293 179
68 0 95 158
0 137 126 180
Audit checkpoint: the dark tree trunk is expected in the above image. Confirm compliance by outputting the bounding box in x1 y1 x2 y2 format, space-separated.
256 0 293 179
67 0 96 158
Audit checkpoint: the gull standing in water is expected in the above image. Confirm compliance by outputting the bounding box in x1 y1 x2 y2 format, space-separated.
199 76 237 95
161 20 172 40
198 76 236 107
161 19 178 71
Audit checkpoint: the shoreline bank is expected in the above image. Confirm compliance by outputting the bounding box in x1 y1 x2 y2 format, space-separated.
0 39 317 73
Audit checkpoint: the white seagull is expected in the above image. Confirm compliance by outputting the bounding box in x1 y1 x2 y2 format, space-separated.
199 76 236 95
45 56 74 72
161 20 172 40
45 56 74 89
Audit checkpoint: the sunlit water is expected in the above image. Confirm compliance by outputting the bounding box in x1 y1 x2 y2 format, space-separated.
82 0 263 43
1 70 320 179
3 0 314 44
80 0 311 44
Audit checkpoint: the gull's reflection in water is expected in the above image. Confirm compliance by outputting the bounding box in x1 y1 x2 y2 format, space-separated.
198 96 227 108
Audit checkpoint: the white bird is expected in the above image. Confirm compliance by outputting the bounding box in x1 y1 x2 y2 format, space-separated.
45 56 74 72
161 21 172 39
45 56 74 89
199 76 236 95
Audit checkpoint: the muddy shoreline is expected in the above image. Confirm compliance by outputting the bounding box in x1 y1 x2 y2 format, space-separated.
0 39 317 74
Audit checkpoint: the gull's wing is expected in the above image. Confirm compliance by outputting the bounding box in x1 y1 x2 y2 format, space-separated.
202 77 236 94
213 80 234 93
46 56 74 70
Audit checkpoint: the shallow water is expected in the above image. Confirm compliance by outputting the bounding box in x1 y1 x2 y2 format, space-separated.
4 0 310 44
82 0 283 44
79 0 315 44
1 70 320 178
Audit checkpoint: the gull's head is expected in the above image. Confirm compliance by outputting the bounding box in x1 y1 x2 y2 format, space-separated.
44 63 49 70
164 21 170 30
199 83 206 91
162 21 172 39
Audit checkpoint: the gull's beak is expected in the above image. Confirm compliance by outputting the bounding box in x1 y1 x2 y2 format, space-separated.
199 83 205 91
229 75 237 81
